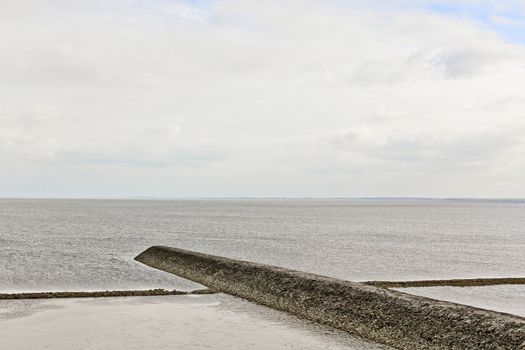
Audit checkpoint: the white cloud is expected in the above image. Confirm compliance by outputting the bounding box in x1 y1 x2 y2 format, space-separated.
1 0 525 197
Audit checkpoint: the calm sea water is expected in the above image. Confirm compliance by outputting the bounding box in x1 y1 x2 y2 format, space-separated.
1 198 524 292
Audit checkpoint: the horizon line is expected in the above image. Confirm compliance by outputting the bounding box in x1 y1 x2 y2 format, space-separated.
1 196 524 201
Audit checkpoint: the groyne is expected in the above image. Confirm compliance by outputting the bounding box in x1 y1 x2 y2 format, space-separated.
135 246 525 350
0 288 213 300
365 277 525 289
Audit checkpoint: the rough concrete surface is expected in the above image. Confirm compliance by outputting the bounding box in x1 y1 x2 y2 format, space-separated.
135 246 525 350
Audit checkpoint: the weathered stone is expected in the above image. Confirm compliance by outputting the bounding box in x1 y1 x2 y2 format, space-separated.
135 245 525 350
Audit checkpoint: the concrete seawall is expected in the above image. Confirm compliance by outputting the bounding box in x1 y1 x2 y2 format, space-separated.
135 246 525 350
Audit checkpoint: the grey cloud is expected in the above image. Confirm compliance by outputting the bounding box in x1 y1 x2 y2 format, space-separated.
330 127 524 166
56 148 225 168
51 133 228 168
350 45 515 85
429 48 511 78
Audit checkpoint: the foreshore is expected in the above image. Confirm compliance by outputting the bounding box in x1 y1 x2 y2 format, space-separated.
0 294 388 350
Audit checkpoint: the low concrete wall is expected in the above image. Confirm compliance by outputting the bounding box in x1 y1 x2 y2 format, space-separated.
365 277 525 289
135 246 525 350
0 289 213 300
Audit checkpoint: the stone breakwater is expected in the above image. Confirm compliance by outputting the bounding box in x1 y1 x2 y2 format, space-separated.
0 288 213 300
135 246 525 350
364 277 525 289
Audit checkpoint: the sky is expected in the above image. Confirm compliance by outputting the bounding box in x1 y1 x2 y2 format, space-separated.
1 0 525 198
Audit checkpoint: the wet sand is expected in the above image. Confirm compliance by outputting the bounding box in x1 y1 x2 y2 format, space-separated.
0 294 390 350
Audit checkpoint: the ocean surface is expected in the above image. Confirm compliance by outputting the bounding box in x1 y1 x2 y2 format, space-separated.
1 198 524 292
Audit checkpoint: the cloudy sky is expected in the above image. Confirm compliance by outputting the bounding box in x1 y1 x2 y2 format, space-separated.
1 0 525 198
